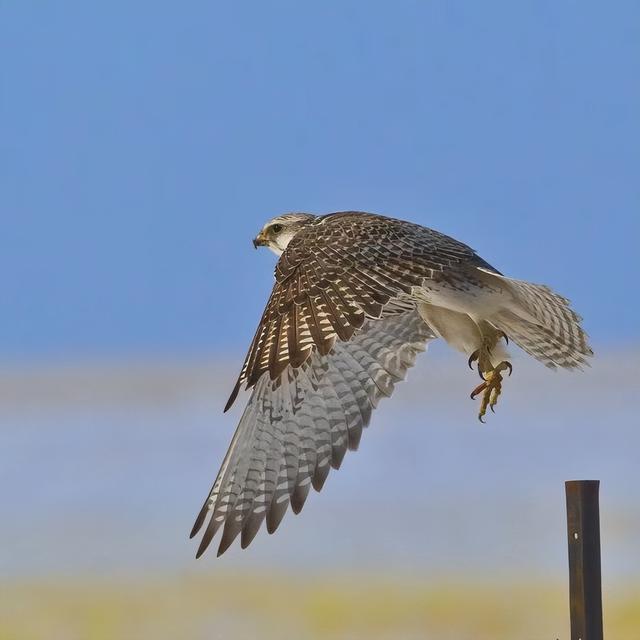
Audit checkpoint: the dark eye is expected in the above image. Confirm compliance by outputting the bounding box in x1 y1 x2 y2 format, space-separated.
271 224 283 234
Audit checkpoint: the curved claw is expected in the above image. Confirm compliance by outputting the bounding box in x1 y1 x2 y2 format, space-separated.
490 404 496 413
470 382 486 400
468 351 478 370
499 330 509 345
503 361 513 376
478 414 486 424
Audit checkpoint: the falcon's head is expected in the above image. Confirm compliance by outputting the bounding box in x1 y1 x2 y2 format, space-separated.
253 213 315 256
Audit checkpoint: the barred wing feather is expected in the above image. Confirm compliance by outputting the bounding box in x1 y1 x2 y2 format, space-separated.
191 310 435 557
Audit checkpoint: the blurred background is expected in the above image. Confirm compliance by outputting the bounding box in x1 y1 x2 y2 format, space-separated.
1 2 638 638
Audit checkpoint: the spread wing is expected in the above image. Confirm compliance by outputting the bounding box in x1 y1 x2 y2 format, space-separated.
225 212 486 411
191 310 435 557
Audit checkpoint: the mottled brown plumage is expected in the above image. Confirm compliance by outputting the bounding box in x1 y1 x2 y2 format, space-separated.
225 212 494 411
193 211 592 557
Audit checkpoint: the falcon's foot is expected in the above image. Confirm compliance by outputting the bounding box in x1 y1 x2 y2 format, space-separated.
470 361 512 422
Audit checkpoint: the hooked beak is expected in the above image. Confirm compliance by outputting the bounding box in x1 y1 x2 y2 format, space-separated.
252 231 267 249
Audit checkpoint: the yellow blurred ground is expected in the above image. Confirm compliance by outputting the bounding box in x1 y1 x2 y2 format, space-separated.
1 573 638 640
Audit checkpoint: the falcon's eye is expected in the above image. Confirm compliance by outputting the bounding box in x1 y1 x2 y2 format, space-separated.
271 224 283 234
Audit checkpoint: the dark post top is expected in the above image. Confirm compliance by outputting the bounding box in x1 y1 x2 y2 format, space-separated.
565 480 604 640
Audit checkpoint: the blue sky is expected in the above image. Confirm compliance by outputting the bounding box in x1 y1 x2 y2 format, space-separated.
1 1 638 362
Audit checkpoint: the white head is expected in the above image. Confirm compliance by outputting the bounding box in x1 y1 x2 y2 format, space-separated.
253 213 315 256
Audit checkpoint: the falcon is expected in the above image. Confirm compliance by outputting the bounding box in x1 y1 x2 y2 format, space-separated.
191 211 592 557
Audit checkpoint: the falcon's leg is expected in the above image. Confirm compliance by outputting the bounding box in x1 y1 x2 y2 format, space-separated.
467 324 511 422
469 360 512 422
416 303 512 421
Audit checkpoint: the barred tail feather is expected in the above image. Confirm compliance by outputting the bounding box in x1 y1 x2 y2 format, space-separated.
485 274 593 370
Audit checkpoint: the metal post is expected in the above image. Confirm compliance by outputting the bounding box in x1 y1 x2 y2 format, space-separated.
565 480 604 640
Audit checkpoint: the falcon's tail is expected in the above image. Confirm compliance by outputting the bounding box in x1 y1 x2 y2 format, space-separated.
483 272 593 369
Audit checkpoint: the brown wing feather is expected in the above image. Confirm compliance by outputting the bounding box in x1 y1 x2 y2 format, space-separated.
225 211 489 410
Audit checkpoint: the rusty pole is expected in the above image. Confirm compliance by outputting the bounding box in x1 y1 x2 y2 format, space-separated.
565 480 604 640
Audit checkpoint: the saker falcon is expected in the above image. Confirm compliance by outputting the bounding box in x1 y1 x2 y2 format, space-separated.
191 211 592 557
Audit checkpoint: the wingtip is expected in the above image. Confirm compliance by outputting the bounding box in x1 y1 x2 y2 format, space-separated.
224 379 242 412
217 539 233 557
195 543 207 559
190 505 208 538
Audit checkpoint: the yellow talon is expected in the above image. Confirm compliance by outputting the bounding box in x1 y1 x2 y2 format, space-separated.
470 361 512 421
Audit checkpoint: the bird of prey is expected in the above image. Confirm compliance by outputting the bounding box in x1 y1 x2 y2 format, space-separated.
191 211 592 557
